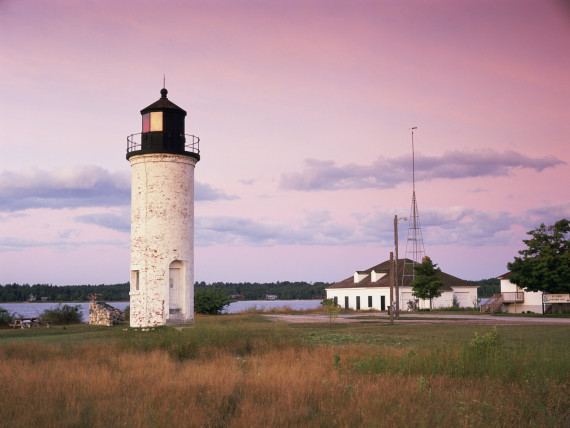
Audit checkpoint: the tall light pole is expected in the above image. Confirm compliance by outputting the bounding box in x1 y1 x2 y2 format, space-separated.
389 251 394 325
394 215 407 318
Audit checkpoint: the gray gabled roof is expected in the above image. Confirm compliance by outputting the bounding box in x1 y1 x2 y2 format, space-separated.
326 258 475 291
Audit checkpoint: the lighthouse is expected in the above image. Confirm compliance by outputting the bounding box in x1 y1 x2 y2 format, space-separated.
126 87 200 327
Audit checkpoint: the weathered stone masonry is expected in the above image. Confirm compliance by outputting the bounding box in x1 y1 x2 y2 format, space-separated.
89 301 126 326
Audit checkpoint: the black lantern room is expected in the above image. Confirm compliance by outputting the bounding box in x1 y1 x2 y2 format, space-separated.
127 88 200 161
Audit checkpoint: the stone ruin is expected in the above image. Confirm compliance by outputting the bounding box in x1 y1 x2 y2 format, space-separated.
89 300 126 326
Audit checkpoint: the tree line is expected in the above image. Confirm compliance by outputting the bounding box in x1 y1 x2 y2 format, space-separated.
473 278 500 298
0 279 501 303
0 283 131 303
0 281 329 303
195 281 329 300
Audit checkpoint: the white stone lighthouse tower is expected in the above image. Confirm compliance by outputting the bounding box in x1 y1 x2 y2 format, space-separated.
126 88 200 327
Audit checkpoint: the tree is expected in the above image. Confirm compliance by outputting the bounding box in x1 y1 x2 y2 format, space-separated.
0 306 14 327
507 219 570 294
410 257 444 310
194 288 232 315
40 304 82 325
473 278 500 298
321 298 341 328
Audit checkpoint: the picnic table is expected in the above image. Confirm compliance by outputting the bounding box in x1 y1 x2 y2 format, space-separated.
9 317 51 329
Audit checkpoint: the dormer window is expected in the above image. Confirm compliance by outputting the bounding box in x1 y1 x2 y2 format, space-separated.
371 271 386 282
354 271 368 283
142 112 163 132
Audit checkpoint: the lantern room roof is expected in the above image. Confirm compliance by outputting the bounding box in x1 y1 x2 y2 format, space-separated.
140 88 187 115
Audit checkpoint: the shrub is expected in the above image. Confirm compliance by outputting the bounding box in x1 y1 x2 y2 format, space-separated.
407 299 419 311
468 326 500 355
194 288 232 315
451 295 460 310
0 306 14 327
321 298 341 328
438 305 479 312
40 304 82 325
123 305 130 322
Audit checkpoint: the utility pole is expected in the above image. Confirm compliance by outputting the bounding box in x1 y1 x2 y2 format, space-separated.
394 215 407 318
389 251 394 325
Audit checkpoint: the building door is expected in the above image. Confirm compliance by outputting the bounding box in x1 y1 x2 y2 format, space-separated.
381 295 386 311
344 296 349 309
356 296 360 310
402 292 414 308
454 292 470 308
169 267 181 313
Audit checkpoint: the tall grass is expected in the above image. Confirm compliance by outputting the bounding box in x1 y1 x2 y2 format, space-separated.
118 320 299 361
346 327 568 383
0 318 568 427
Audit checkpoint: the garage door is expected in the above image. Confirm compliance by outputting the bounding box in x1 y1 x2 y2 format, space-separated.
402 292 416 310
454 292 470 308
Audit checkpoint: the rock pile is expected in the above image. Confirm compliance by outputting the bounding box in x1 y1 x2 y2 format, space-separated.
89 301 126 326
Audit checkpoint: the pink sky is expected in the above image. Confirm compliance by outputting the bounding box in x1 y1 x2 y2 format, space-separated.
0 0 568 285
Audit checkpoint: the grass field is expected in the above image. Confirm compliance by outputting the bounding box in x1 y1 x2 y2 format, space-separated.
0 315 568 427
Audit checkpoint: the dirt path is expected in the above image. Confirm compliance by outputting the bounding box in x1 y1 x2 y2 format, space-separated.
263 313 570 325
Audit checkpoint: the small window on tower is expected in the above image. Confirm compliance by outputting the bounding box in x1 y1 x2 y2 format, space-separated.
131 270 140 291
142 112 163 133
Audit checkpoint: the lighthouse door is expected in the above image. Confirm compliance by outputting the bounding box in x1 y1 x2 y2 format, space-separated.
169 267 181 313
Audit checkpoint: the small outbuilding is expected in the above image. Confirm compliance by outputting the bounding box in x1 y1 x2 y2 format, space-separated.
485 272 570 314
326 258 478 311
494 272 543 314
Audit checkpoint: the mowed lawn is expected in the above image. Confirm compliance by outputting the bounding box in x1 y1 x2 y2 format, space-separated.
0 315 568 427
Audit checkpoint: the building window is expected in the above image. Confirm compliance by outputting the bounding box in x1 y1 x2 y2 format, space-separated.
142 111 163 132
131 270 139 291
344 296 349 309
368 296 372 308
356 296 360 310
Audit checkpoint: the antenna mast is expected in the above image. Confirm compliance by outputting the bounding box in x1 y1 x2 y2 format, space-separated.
402 127 426 295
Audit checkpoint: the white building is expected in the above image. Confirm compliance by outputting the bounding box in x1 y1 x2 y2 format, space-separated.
494 272 544 314
326 258 478 311
487 272 570 314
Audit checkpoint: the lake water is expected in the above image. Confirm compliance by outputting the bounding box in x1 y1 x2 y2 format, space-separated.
0 300 323 323
221 299 322 314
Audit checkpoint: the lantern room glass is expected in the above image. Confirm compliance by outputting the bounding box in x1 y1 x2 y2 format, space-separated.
142 112 163 133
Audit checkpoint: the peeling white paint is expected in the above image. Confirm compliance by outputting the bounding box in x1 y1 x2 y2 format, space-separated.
129 153 197 327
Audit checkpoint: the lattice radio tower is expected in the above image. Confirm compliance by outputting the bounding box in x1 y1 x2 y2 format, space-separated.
402 127 426 286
